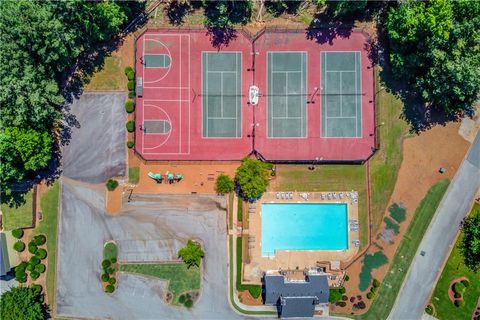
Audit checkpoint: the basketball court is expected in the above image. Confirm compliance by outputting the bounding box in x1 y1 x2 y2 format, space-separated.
135 29 375 161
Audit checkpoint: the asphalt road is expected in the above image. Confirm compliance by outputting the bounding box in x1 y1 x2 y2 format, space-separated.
388 132 480 320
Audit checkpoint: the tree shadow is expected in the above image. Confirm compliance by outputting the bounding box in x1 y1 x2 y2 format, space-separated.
166 0 192 26
206 27 238 49
265 0 303 17
305 10 355 45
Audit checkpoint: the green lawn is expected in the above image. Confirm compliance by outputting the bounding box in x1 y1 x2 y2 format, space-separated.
369 68 409 231
1 190 33 230
85 55 126 91
228 193 234 230
33 182 60 306
128 167 140 184
120 263 200 305
354 179 450 320
430 203 480 319
276 164 368 247
236 237 262 299
237 197 243 222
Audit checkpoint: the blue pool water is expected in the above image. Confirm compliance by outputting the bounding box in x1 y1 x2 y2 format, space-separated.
261 203 348 256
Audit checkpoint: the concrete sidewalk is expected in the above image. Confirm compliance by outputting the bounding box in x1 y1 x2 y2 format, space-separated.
388 132 480 320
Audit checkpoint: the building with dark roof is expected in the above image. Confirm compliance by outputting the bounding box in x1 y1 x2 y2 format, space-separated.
264 272 329 318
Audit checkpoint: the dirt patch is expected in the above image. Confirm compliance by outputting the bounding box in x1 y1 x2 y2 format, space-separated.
238 290 262 306
106 187 123 215
337 122 471 315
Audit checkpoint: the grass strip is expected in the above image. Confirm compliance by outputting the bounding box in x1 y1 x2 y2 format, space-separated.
128 167 140 184
237 197 243 222
236 237 262 298
34 182 60 306
354 179 450 319
103 242 118 261
120 262 200 305
228 193 234 230
430 203 480 319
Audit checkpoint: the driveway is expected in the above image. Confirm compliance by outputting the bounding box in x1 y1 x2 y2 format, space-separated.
388 132 480 320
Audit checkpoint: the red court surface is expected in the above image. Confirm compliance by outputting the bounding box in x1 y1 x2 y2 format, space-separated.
135 29 374 162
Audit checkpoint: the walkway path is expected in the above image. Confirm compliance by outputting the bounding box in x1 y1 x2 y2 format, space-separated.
388 132 480 320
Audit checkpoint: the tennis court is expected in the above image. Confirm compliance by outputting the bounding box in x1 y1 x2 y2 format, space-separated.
267 52 307 138
321 51 362 138
202 52 242 138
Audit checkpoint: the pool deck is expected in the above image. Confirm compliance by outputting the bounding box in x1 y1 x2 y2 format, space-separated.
243 191 359 284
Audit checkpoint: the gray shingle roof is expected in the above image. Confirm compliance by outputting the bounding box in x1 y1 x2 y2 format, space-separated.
264 274 329 318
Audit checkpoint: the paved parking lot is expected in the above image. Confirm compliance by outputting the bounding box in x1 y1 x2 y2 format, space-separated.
57 93 246 319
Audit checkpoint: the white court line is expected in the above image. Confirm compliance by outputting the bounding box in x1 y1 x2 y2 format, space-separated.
142 104 172 149
179 34 182 153
142 38 173 84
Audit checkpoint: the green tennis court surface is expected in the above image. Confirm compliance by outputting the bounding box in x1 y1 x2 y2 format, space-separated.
321 52 362 137
267 52 307 138
144 54 171 68
202 52 241 138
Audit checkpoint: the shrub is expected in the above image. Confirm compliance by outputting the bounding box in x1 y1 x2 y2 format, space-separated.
461 279 469 287
16 262 28 272
33 234 46 246
13 241 25 252
110 258 117 264
125 100 135 113
454 300 465 307
248 286 262 299
31 284 43 293
126 120 135 132
35 248 47 260
329 289 343 303
127 80 135 91
357 301 366 309
15 270 27 283
30 270 40 280
35 264 46 273
215 174 234 194
336 301 347 307
184 299 193 308
339 287 346 294
28 242 38 254
105 285 115 293
127 141 134 148
26 264 34 272
29 256 41 266
425 304 434 315
370 286 379 294
126 70 135 80
106 179 119 191
366 292 373 299
344 274 350 281
128 91 135 99
102 260 111 269
106 267 115 275
454 282 466 293
389 203 406 223
101 273 109 282
12 228 24 239
124 66 134 75
454 292 461 299
372 278 380 288
108 277 116 285
179 294 186 304
341 295 348 301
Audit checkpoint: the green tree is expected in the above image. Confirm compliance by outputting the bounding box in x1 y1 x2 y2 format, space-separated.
215 174 234 194
0 286 48 320
178 240 204 268
204 0 252 27
235 158 269 200
385 0 480 114
327 0 367 17
459 213 480 271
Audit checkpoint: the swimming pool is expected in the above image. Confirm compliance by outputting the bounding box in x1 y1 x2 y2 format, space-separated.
261 203 348 256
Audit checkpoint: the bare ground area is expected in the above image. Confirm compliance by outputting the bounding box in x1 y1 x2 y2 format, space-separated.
337 122 471 315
